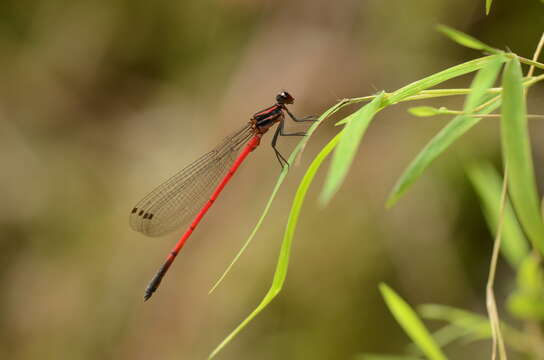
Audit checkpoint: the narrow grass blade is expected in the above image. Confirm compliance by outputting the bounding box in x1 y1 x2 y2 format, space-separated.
387 109 494 208
320 92 384 205
419 304 527 350
209 100 348 293
408 106 443 117
379 283 447 360
436 25 501 54
465 161 529 268
335 56 505 127
486 0 492 15
386 57 504 207
208 133 341 359
387 55 503 105
501 57 544 254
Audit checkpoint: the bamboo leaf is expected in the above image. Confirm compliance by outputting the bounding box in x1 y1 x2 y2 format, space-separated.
507 255 544 320
419 304 527 350
209 133 341 359
386 57 504 207
379 283 447 360
465 161 529 268
320 92 384 205
464 56 505 111
336 55 505 126
501 57 544 254
436 25 501 54
387 55 503 105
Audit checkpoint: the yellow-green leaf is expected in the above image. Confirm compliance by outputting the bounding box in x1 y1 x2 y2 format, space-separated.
465 161 529 268
436 25 501 54
387 55 503 105
320 92 384 205
209 99 346 293
209 133 341 359
386 57 504 207
486 0 493 15
464 55 504 111
379 283 447 360
501 57 544 254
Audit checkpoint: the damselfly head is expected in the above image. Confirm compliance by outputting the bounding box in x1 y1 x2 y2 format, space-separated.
276 91 294 105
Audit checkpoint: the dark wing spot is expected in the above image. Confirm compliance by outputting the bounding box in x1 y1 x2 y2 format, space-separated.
138 210 144 216
149 214 154 220
143 213 149 219
132 208 138 214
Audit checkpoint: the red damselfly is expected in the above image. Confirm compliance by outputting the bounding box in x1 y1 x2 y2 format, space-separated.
130 91 315 300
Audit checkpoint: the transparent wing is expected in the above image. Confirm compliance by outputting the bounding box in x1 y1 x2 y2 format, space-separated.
130 124 254 237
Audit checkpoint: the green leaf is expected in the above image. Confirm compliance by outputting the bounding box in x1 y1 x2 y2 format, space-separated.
386 57 504 207
507 254 544 320
419 304 527 350
436 25 501 54
464 56 504 111
501 57 544 254
465 161 529 268
486 0 492 14
386 114 480 207
209 133 341 359
320 92 384 205
517 254 544 292
507 292 544 320
419 304 491 339
425 325 472 349
208 99 347 293
336 55 505 126
387 55 504 105
408 106 442 117
379 283 447 360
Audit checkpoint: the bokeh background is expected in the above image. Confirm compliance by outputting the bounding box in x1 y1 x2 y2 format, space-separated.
1 0 543 359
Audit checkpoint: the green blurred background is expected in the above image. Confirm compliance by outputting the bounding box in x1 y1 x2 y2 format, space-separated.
1 0 543 359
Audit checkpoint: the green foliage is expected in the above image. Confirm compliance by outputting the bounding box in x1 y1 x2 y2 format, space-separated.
419 304 527 350
386 55 504 105
465 161 529 268
209 132 342 359
211 26 544 358
379 284 447 360
436 25 501 54
387 56 505 207
500 57 544 254
209 100 347 293
320 92 384 205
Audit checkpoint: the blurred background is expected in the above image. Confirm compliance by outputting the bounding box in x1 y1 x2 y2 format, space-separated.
1 0 543 359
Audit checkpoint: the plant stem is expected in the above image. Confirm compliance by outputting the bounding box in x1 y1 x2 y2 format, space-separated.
527 32 544 78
